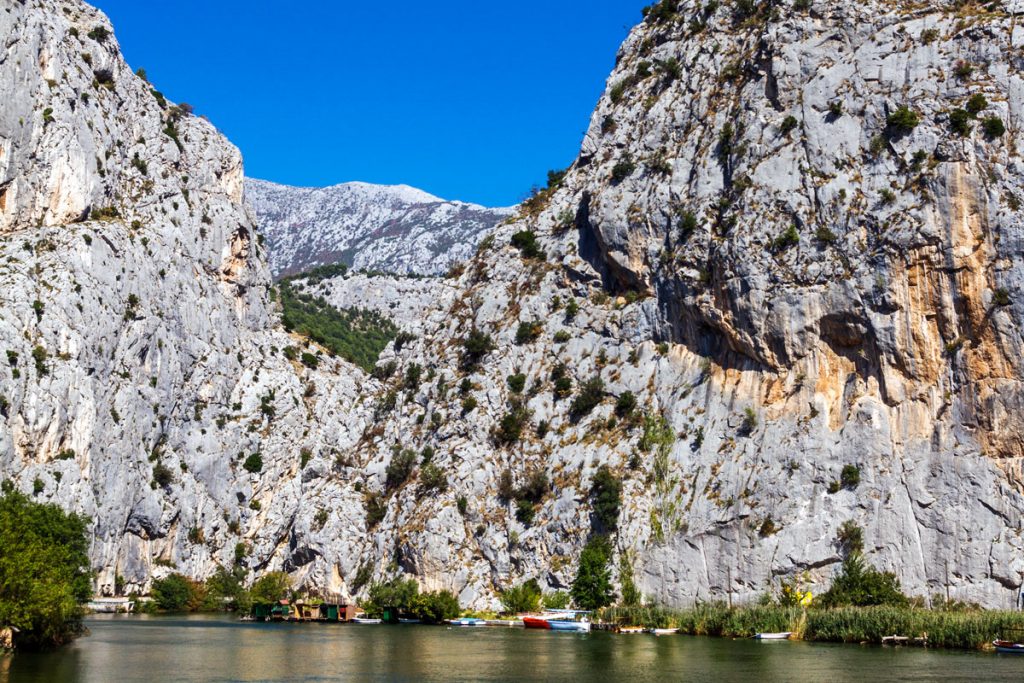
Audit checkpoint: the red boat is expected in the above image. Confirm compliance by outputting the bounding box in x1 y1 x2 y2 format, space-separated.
523 616 552 630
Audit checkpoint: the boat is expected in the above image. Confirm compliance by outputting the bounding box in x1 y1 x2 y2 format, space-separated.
648 628 678 636
398 618 422 624
352 617 382 624
994 640 1024 653
523 610 592 633
755 632 793 640
619 627 645 634
449 617 487 627
523 616 552 630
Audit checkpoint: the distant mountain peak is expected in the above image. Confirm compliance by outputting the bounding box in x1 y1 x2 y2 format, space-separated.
246 178 513 278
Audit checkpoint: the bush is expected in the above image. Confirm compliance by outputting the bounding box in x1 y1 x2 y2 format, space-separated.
949 108 971 136
819 554 908 608
779 116 799 136
507 373 527 393
32 346 48 375
983 116 1006 140
250 571 291 604
773 225 799 250
385 448 416 491
87 26 110 43
419 463 447 495
461 328 495 371
412 590 460 624
500 579 542 614
510 230 545 260
242 453 263 474
0 490 91 647
461 396 478 415
993 288 1012 307
966 94 988 115
364 577 419 616
571 535 614 610
515 321 543 345
564 298 580 320
612 392 636 420
840 464 860 490
591 465 622 532
570 376 605 419
611 156 636 184
152 574 196 612
153 462 174 488
886 106 920 135
837 520 864 556
543 590 571 610
493 399 531 445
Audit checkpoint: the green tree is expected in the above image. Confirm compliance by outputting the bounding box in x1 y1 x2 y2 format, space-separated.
590 465 622 532
151 574 195 611
364 577 419 616
819 554 908 608
250 571 291 604
205 566 251 612
411 590 460 624
570 535 615 610
0 489 91 648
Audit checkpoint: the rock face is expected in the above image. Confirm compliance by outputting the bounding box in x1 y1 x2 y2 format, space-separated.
4 0 1024 612
246 178 512 278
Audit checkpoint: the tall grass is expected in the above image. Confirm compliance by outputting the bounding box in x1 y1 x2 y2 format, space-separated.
599 604 1024 650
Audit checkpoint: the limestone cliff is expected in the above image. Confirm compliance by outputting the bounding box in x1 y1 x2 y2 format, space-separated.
3 0 1024 610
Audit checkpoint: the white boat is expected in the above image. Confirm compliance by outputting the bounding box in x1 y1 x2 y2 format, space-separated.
648 628 678 636
449 617 487 626
755 632 793 640
352 617 382 624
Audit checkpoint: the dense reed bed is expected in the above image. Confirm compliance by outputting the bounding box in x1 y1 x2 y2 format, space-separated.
600 604 1024 650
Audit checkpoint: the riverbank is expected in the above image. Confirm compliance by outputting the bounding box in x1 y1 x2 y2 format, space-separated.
600 604 1024 650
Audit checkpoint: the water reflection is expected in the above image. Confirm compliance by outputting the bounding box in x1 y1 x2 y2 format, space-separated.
0 614 1020 683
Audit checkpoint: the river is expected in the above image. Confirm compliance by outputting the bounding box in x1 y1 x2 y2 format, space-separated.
1 614 1022 682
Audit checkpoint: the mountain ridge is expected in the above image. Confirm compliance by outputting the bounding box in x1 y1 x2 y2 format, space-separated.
246 178 513 278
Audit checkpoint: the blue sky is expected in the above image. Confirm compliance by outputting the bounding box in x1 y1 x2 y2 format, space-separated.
93 1 649 206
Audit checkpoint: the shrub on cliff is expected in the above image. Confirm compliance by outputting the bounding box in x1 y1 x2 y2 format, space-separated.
886 106 920 136
590 465 622 532
500 579 542 614
570 376 606 419
0 488 90 648
460 328 495 371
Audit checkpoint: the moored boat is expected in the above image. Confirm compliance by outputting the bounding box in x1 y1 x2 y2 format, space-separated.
619 627 645 634
522 616 552 630
755 632 793 640
398 618 422 624
994 640 1024 653
449 617 487 627
648 628 678 636
524 610 591 632
352 617 382 624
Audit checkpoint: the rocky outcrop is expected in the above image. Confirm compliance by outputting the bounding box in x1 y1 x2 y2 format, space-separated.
246 178 512 278
4 0 1024 612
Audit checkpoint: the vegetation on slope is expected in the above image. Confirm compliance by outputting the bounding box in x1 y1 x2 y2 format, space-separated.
278 268 398 372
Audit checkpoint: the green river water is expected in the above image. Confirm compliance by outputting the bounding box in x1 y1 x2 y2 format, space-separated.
1 614 1022 682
